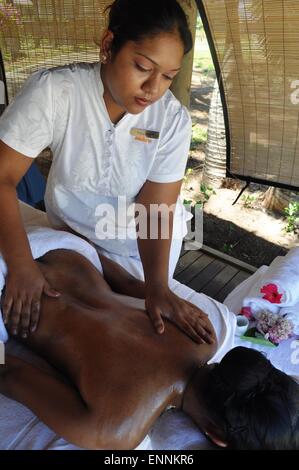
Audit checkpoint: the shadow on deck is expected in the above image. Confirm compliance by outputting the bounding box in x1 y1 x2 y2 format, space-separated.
174 244 257 303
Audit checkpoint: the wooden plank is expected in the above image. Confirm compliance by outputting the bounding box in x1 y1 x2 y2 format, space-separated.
174 250 204 276
216 270 251 303
200 244 257 274
187 258 227 292
174 245 255 304
200 264 239 298
175 253 214 284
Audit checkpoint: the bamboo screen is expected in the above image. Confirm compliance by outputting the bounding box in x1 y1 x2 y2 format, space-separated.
0 0 110 101
201 0 299 189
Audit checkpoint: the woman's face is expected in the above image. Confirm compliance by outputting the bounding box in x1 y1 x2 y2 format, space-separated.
101 31 184 117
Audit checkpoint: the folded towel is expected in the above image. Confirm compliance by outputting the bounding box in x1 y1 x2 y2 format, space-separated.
242 248 299 315
0 226 103 343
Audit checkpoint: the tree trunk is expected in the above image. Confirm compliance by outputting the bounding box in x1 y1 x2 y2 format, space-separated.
202 79 227 188
170 0 197 108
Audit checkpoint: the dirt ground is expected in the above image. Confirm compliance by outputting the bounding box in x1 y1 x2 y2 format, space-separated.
184 65 298 268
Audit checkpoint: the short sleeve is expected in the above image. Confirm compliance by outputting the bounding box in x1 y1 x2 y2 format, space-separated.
0 69 54 158
147 104 192 183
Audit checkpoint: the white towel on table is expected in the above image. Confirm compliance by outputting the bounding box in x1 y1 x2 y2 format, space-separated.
242 248 299 315
0 226 103 343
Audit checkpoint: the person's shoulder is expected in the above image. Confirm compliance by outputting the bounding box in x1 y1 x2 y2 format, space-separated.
158 90 191 123
151 90 191 133
37 61 99 87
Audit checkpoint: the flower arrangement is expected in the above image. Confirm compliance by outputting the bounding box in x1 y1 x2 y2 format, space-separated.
255 310 294 344
239 308 294 345
0 3 22 32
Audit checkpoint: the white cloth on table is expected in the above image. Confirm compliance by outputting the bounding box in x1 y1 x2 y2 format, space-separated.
149 408 217 450
222 265 269 315
241 248 299 315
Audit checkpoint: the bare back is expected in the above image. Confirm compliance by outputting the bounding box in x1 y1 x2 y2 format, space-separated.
19 249 217 447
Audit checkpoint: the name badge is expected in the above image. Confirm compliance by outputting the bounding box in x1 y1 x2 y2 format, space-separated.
130 128 160 143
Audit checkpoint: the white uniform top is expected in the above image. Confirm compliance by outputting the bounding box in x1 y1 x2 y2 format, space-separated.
0 62 192 256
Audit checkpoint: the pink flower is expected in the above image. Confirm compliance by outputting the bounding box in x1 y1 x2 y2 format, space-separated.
260 283 283 304
240 306 253 319
256 310 294 345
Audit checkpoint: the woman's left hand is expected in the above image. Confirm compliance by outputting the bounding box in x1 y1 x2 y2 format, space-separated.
145 285 215 344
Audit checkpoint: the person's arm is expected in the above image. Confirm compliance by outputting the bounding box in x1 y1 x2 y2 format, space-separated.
0 354 101 449
98 253 146 298
0 140 60 338
135 180 214 344
56 225 146 299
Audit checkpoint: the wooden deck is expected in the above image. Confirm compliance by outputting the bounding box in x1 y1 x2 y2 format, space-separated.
174 244 257 303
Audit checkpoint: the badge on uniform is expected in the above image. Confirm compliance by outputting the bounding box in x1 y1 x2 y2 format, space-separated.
130 128 160 143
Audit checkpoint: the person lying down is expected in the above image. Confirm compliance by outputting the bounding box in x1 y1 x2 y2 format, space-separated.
0 232 298 450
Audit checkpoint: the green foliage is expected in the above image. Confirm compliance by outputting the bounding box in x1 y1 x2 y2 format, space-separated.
199 183 216 202
183 168 194 182
223 243 234 254
284 201 299 234
241 194 256 209
194 57 215 77
190 124 207 151
183 183 215 210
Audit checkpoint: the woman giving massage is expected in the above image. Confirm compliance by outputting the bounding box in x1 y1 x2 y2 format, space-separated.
0 0 210 344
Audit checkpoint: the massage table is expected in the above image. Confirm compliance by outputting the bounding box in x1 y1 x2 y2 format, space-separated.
0 202 297 450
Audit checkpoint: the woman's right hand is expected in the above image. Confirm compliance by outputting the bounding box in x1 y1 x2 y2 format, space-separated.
1 263 60 339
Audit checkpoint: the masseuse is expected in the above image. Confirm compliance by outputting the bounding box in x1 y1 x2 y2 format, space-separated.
0 0 212 343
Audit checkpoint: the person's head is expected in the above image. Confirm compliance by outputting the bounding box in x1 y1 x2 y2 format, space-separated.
191 347 299 450
99 0 193 116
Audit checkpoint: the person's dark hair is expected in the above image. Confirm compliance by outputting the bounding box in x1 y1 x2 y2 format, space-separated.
204 347 299 450
104 0 193 58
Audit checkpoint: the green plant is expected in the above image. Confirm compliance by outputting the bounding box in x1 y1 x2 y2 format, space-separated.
183 197 203 207
199 183 216 202
183 168 194 182
183 199 193 206
223 243 233 254
183 175 216 209
241 194 256 209
190 124 207 151
284 201 299 234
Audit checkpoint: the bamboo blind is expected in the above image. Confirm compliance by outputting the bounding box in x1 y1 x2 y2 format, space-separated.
0 0 110 100
202 0 299 189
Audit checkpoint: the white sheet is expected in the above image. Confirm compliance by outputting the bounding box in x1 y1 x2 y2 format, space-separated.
0 202 236 450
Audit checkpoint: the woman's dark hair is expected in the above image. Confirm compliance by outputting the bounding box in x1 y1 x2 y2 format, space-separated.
104 0 193 57
204 347 299 450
